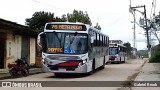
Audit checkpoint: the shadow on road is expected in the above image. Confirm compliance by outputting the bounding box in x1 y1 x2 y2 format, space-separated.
46 66 105 79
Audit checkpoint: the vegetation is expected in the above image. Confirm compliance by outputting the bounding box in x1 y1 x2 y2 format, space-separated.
25 10 97 33
149 44 160 63
137 50 148 58
123 42 133 59
66 9 92 25
123 42 132 55
25 11 54 33
149 52 160 63
149 12 160 44
94 23 101 30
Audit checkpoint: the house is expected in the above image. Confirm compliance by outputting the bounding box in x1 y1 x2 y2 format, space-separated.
0 18 38 69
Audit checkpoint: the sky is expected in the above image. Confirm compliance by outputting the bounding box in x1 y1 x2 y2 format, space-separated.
0 0 160 50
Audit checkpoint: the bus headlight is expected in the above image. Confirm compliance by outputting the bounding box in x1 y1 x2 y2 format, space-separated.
82 59 87 63
79 59 87 66
43 58 48 65
115 54 119 57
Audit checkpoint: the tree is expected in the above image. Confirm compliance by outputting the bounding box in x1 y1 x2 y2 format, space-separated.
66 9 92 25
25 10 93 33
149 12 160 44
25 11 54 32
123 42 132 56
155 12 160 26
94 23 101 30
61 14 67 22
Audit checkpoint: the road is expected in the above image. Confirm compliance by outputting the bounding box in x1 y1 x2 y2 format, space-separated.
0 59 146 90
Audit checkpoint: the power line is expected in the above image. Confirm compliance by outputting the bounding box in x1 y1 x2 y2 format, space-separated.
31 0 69 12
150 0 154 19
153 0 156 16
150 0 157 19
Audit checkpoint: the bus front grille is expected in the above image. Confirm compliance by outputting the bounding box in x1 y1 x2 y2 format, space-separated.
48 65 76 71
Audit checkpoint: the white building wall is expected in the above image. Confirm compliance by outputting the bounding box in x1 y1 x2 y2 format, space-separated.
14 35 22 60
29 38 36 65
6 32 15 67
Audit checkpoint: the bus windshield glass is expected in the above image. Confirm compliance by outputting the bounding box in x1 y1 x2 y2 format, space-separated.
42 32 88 54
109 47 118 55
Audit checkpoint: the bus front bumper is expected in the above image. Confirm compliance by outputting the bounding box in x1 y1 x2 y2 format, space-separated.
41 62 88 73
108 58 119 62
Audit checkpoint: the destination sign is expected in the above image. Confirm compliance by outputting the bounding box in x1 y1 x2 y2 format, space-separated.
46 24 86 31
48 48 63 53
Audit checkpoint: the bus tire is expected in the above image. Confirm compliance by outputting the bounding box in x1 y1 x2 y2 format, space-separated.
122 57 125 63
123 57 126 63
118 57 121 64
88 59 95 75
54 73 63 77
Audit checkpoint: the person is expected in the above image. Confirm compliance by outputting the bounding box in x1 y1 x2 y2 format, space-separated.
77 41 82 53
15 58 30 69
15 59 25 67
141 56 143 59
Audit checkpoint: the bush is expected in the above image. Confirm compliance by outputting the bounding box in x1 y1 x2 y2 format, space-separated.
149 52 160 63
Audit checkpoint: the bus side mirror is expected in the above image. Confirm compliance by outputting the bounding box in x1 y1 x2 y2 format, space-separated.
37 32 45 48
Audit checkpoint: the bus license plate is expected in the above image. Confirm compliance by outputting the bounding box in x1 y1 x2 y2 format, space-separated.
59 68 66 71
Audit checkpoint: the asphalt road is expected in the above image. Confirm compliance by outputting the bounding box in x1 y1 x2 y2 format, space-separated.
0 59 146 90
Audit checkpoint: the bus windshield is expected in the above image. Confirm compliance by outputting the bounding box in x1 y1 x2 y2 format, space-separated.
42 32 88 54
109 47 118 55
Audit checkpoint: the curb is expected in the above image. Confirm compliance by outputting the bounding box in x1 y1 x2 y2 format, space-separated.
0 68 43 80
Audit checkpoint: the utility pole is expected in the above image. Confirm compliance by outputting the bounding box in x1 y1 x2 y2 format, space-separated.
144 5 151 58
132 9 136 56
129 5 151 58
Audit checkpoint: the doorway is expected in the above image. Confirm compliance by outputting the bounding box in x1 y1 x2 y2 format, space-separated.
21 36 29 63
0 33 6 69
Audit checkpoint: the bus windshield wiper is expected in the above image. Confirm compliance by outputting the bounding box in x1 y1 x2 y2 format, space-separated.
53 31 62 47
70 32 78 45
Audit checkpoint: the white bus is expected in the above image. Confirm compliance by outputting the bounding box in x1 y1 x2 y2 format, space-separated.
37 22 109 76
109 42 127 64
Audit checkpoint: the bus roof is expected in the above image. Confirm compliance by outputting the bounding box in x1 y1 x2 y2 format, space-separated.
46 22 85 25
89 25 109 37
109 43 126 47
44 22 109 37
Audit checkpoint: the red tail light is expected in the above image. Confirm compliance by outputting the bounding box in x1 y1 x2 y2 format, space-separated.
57 62 80 67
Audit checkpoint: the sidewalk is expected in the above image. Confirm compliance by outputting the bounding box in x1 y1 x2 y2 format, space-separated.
0 68 43 80
133 60 160 90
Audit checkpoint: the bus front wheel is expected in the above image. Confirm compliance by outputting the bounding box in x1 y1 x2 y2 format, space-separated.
54 73 64 77
88 59 95 75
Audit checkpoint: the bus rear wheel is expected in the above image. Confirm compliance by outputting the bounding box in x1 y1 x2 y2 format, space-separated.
122 57 125 63
117 57 121 64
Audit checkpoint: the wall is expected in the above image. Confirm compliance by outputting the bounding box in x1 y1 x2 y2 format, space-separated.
14 35 22 60
6 31 15 68
29 38 36 65
3 31 36 69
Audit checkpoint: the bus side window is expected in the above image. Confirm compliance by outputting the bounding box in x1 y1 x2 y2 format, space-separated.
95 33 97 46
101 35 103 46
104 36 105 46
102 36 104 46
99 34 101 46
97 33 99 46
107 37 109 46
106 37 108 46
93 32 97 46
